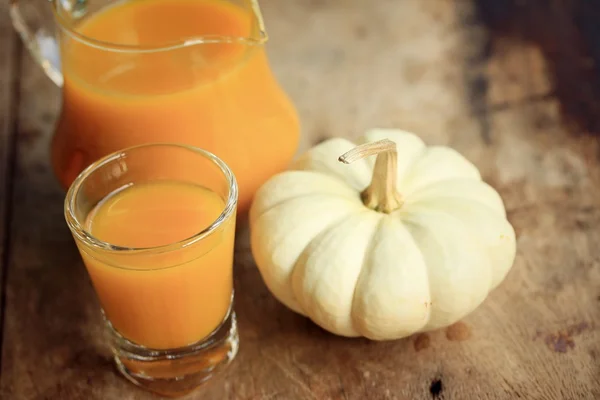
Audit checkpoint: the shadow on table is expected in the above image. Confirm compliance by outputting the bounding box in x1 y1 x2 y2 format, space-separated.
473 0 600 135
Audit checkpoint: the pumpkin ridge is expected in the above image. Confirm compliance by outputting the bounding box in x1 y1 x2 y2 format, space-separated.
407 200 514 289
349 215 387 337
401 211 494 330
250 170 359 221
303 160 369 190
393 146 427 193
350 216 431 339
290 210 378 336
398 175 485 200
399 200 512 288
402 195 505 219
251 198 361 315
401 218 449 331
252 191 361 221
292 138 372 191
290 209 373 292
399 146 481 194
401 178 505 217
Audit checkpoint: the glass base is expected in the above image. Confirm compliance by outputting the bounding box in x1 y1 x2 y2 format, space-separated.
110 311 239 398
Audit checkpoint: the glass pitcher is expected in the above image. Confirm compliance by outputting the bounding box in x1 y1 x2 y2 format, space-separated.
10 0 300 214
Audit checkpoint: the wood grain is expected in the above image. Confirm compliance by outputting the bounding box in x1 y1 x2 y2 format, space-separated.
0 0 20 378
1 0 600 399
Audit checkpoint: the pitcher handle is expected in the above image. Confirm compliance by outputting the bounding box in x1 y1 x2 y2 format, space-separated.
10 0 63 86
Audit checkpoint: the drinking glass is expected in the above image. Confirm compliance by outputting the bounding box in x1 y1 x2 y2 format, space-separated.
64 143 238 397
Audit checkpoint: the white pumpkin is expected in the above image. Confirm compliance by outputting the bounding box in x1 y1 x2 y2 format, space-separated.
249 129 516 340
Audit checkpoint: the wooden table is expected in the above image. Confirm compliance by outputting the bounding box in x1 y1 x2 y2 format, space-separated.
1 1 599 399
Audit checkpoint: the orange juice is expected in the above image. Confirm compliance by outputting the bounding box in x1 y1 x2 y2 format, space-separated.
53 0 300 214
80 180 235 349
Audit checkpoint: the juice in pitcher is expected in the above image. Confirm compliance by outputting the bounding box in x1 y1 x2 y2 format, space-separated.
12 0 300 214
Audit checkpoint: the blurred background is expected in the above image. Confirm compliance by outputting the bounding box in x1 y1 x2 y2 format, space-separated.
0 1 599 399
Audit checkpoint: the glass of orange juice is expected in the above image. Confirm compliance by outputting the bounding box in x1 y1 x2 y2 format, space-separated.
64 143 238 397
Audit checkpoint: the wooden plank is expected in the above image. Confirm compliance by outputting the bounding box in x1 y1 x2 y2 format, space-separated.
1 0 599 399
0 0 20 380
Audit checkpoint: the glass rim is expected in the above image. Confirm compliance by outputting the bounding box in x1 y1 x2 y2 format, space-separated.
50 0 268 54
64 142 238 255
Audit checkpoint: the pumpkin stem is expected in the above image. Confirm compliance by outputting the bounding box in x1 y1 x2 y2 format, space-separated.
338 139 403 213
